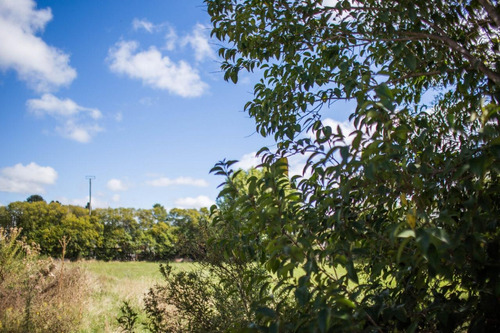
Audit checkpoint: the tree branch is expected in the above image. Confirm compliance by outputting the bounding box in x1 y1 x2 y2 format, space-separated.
415 19 500 85
477 0 500 27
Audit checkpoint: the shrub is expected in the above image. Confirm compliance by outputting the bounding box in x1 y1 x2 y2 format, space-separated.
143 259 294 333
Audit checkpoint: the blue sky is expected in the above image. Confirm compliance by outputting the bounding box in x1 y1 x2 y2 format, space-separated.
0 0 352 210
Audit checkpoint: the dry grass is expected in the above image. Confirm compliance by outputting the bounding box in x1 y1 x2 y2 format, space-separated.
1 228 195 333
0 228 88 333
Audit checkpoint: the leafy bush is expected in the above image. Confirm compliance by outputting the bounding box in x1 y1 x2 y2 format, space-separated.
117 301 140 333
205 0 500 331
143 255 295 333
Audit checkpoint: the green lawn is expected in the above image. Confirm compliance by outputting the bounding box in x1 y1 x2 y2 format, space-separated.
73 260 196 333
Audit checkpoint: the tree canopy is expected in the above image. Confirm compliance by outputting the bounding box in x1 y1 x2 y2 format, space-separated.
207 0 500 331
26 194 45 203
0 201 209 261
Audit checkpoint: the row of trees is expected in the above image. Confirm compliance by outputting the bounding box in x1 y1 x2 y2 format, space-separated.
0 199 210 261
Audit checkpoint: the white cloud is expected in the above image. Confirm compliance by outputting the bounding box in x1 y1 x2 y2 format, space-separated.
182 24 215 62
132 18 155 33
0 162 57 193
56 121 102 143
108 40 208 98
0 0 76 92
174 195 214 209
309 118 356 144
27 93 102 119
235 152 261 170
164 26 177 51
111 194 120 202
323 118 356 144
107 178 128 191
288 153 310 178
27 94 103 143
319 0 358 24
322 0 339 6
146 177 209 187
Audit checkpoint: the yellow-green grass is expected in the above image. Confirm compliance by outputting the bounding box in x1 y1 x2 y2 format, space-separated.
72 260 196 333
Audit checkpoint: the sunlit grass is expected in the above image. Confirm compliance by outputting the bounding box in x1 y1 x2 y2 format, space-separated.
72 260 196 333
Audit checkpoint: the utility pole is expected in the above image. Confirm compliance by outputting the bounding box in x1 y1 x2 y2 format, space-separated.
85 176 96 216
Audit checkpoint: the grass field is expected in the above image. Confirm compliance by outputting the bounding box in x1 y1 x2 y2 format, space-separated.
71 261 351 332
72 260 196 333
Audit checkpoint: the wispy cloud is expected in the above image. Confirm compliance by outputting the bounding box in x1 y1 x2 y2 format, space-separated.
107 178 128 191
107 40 208 97
132 18 156 33
146 176 209 187
0 162 57 193
114 112 123 122
0 0 76 92
181 24 215 62
234 152 261 170
164 26 177 51
56 120 102 143
27 94 103 143
27 93 101 119
174 195 214 209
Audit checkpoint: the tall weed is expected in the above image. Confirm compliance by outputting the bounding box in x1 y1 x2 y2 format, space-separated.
0 228 88 332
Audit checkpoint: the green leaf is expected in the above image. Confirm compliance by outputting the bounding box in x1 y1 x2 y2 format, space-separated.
346 259 359 284
397 237 412 263
295 286 309 305
256 306 277 319
340 146 349 163
397 230 416 238
404 53 417 71
318 308 330 333
337 297 356 309
375 83 393 100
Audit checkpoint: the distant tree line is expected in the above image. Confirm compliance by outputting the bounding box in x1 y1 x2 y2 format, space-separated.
0 197 210 261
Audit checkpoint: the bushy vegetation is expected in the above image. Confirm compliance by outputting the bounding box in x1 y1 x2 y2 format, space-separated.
143 255 287 332
0 228 88 332
76 260 183 333
0 201 209 261
195 0 500 331
1 0 499 331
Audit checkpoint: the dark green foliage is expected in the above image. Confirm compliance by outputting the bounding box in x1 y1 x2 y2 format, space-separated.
143 261 291 333
206 0 500 331
26 194 45 203
117 301 140 333
167 208 211 260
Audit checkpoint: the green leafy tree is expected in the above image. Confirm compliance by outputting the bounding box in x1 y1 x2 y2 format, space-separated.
148 221 176 260
168 208 212 259
26 194 45 203
152 203 168 224
207 0 500 331
93 208 137 260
